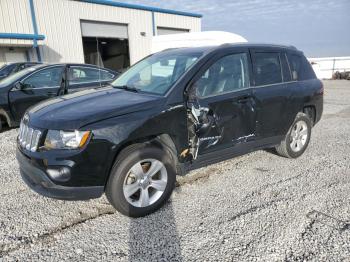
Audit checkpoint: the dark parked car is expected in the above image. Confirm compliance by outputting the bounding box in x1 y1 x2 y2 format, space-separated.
0 64 119 131
17 44 323 217
0 62 41 80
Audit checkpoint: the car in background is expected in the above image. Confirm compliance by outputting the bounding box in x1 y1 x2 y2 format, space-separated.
0 62 42 80
0 63 119 131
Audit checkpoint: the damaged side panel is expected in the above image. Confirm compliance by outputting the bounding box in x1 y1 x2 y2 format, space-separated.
186 102 223 160
185 90 257 161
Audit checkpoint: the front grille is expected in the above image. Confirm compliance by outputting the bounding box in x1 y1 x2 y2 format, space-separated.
19 120 42 152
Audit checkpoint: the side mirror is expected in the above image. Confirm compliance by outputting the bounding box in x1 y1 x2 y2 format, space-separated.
14 82 33 90
14 81 24 90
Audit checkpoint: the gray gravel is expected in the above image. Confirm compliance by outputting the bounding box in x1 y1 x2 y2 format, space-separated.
1 80 350 261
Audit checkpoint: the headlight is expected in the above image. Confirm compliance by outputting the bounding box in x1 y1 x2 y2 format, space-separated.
44 130 91 150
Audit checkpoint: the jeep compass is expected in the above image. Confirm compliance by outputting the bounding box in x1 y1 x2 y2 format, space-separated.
16 44 323 217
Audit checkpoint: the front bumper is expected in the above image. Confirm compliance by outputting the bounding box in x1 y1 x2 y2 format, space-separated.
17 148 104 200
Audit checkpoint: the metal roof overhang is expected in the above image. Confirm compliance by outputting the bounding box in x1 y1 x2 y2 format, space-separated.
77 0 203 18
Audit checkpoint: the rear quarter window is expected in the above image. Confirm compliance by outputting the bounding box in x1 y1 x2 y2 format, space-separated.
287 53 316 81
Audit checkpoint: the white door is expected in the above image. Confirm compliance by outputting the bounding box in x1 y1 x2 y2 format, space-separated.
80 21 128 39
5 51 26 62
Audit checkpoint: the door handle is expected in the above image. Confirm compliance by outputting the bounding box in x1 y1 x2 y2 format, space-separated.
237 96 250 103
47 91 57 97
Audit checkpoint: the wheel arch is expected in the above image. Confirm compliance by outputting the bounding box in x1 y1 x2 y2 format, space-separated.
0 108 13 128
302 105 316 126
104 133 182 188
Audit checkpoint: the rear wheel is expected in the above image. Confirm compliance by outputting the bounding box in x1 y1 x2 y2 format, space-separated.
106 144 176 217
275 112 312 158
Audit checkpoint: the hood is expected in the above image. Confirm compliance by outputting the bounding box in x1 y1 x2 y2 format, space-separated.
28 87 164 130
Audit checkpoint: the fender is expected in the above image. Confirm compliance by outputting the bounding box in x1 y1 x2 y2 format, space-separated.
84 103 189 177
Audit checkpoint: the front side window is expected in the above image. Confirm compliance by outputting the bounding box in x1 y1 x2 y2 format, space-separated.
22 67 64 88
253 52 282 86
111 51 202 95
68 67 115 85
0 66 38 87
195 53 250 97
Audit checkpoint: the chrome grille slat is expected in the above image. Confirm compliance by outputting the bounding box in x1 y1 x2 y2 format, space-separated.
22 125 28 147
25 128 33 150
18 119 42 152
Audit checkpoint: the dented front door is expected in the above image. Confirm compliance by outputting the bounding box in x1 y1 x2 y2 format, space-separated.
186 52 256 159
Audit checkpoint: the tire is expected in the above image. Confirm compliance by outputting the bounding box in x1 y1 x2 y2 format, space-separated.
275 112 312 158
106 143 176 217
0 120 2 133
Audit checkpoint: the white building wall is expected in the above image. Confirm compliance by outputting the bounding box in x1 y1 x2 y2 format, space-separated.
0 0 37 65
0 0 201 65
308 56 350 79
0 0 34 46
31 0 151 64
31 0 201 65
155 12 201 33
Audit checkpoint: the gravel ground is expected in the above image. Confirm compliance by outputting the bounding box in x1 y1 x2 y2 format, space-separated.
0 80 350 261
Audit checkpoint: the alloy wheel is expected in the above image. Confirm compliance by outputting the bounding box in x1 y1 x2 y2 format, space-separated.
290 120 308 152
123 159 168 208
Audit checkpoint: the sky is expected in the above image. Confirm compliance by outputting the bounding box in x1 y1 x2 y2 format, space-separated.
118 0 350 57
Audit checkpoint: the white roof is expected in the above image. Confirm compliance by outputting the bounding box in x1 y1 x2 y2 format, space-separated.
152 31 248 53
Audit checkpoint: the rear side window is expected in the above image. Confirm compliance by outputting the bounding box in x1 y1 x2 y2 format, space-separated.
68 67 115 85
287 53 316 81
253 52 282 86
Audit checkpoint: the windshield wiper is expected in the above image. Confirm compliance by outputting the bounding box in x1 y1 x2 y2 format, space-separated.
113 85 139 92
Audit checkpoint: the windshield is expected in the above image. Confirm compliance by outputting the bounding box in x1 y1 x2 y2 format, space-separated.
111 51 203 95
0 66 38 87
0 64 16 77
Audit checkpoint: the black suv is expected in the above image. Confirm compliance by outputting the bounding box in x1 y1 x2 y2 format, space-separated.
16 44 323 217
0 64 118 131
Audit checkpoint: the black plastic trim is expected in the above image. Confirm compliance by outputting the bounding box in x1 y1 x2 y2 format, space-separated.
17 148 104 200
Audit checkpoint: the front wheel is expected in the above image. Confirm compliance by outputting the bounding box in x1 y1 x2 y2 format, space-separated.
106 144 176 217
275 112 312 158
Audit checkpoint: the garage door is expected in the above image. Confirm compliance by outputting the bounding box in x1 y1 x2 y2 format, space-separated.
81 20 128 39
157 27 189 35
5 51 26 63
